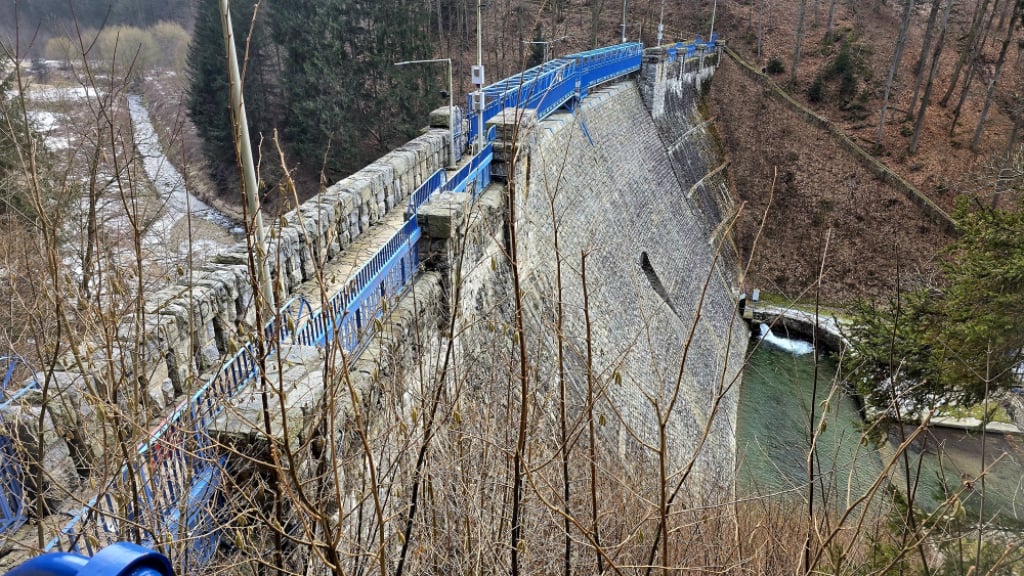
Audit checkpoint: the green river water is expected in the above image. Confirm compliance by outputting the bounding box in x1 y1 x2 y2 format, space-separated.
736 338 1024 530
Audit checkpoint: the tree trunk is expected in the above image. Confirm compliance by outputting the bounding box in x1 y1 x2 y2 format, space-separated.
589 0 606 48
949 0 998 136
1005 105 1023 158
971 3 1021 151
875 0 915 149
951 0 1006 125
911 0 954 155
997 0 1014 32
906 0 943 120
826 0 839 39
791 0 808 84
940 0 991 107
977 0 1005 54
758 0 765 62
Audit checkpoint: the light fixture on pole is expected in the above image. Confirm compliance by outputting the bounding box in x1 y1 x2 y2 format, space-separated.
395 58 455 169
656 0 665 45
709 0 718 41
219 0 274 315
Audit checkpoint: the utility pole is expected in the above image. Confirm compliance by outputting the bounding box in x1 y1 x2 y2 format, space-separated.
657 0 666 45
219 0 275 316
709 0 718 41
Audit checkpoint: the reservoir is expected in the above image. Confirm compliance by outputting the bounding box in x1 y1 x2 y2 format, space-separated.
737 325 1024 530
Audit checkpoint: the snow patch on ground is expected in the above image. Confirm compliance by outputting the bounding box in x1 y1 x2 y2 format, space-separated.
28 85 101 102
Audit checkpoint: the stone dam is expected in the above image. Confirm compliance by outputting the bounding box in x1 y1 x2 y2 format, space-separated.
0 42 752 572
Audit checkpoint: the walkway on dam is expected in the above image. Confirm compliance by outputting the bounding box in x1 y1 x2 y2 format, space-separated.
292 202 408 313
208 167 447 445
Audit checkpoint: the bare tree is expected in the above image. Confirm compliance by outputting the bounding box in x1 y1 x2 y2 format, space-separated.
791 0 809 84
911 0 954 155
826 0 839 40
906 0 944 121
971 1 1022 151
875 0 915 150
950 0 1007 132
940 0 992 107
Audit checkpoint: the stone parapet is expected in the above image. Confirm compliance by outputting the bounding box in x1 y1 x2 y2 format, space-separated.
4 126 453 526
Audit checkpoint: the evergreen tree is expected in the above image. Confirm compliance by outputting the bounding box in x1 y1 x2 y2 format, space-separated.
527 23 546 68
845 197 1024 413
186 0 281 196
269 0 436 182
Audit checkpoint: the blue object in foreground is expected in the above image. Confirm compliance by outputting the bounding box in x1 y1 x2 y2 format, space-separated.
5 543 173 576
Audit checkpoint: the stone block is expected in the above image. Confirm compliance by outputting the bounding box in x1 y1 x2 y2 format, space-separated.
417 193 466 238
0 401 79 512
429 106 456 128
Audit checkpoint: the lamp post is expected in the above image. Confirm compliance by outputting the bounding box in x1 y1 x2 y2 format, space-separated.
709 0 718 41
621 0 629 43
475 0 485 152
395 58 455 169
220 0 274 315
657 0 665 45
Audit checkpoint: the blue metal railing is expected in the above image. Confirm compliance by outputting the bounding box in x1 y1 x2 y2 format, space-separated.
0 356 37 536
45 324 267 555
569 42 645 100
406 168 447 217
0 436 25 534
466 42 643 145
663 33 719 64
443 143 493 196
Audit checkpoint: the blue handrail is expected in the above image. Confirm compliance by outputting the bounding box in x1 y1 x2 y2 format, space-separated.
0 355 37 536
466 42 643 145
663 33 719 63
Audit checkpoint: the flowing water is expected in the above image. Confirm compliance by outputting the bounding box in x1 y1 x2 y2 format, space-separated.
127 94 240 235
737 325 1024 529
737 331 885 512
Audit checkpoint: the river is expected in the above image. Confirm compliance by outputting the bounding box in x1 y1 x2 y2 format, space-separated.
737 324 1024 530
127 94 239 257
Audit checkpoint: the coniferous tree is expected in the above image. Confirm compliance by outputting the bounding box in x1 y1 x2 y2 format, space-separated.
270 0 435 183
527 23 546 68
846 196 1024 412
186 0 281 196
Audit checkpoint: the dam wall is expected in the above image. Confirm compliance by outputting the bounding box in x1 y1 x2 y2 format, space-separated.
507 68 747 484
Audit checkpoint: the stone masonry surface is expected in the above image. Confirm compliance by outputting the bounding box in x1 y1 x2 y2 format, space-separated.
514 74 747 488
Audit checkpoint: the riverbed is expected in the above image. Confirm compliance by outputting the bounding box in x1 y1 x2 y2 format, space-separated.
127 93 238 258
